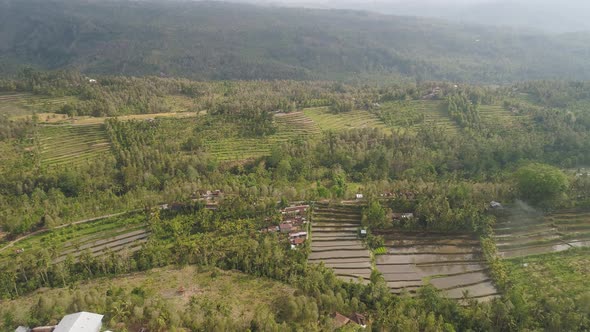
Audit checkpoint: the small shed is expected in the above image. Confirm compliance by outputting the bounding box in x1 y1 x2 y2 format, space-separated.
15 327 31 332
54 312 103 332
355 193 364 200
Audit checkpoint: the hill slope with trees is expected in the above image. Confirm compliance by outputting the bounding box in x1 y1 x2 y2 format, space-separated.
2 0 590 82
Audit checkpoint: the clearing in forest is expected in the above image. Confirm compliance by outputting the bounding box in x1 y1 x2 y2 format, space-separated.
308 203 372 284
303 107 388 132
204 111 320 161
39 124 112 167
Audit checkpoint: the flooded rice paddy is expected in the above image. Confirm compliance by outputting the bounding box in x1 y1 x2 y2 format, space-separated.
493 207 590 258
308 204 372 283
374 231 498 301
308 204 499 300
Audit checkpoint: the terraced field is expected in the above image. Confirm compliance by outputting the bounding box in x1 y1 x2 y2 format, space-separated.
379 101 459 135
308 204 372 283
53 228 149 263
494 207 590 259
478 105 533 131
0 93 77 118
303 107 388 132
204 111 320 161
39 124 112 167
374 231 498 301
0 214 148 264
412 101 460 134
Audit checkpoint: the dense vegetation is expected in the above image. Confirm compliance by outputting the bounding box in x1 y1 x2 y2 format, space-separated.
2 1 590 82
1 71 590 330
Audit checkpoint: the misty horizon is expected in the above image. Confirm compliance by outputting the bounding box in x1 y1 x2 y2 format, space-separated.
218 0 590 33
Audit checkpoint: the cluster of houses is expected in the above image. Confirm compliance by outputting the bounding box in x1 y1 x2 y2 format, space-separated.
16 312 106 332
159 189 223 213
380 190 417 200
262 204 310 248
193 189 223 210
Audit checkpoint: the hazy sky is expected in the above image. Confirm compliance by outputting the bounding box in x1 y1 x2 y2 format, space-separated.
226 0 590 33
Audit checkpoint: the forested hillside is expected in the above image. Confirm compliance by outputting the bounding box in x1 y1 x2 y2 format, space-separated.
2 0 590 82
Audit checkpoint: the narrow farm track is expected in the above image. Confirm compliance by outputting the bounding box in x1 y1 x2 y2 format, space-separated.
375 231 498 301
39 124 112 167
308 204 372 283
494 208 590 259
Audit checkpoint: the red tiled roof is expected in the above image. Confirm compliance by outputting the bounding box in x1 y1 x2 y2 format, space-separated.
291 237 305 245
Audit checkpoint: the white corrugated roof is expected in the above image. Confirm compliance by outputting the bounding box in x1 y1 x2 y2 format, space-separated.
54 312 103 332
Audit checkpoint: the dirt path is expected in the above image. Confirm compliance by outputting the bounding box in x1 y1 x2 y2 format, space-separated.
0 210 141 253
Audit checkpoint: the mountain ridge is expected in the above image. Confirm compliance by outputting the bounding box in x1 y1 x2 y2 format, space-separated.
1 0 590 83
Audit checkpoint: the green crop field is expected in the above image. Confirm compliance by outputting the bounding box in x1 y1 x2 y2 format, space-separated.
303 107 388 132
39 124 112 167
505 247 590 303
204 111 320 161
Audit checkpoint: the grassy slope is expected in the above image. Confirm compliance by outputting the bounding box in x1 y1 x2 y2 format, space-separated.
504 248 590 301
0 265 295 327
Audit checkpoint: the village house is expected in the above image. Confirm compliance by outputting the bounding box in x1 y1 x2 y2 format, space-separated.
332 312 367 329
289 231 307 245
261 204 310 245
